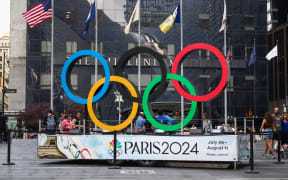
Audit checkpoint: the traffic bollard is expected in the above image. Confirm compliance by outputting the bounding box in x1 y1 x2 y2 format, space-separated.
2 130 15 165
245 130 259 173
109 131 121 169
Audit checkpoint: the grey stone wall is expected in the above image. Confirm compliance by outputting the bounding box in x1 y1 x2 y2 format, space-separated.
8 0 27 111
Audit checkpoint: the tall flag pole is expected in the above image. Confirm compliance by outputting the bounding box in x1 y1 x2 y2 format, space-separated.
219 0 228 128
95 0 98 86
253 38 256 117
180 0 184 135
247 39 256 116
265 41 278 99
50 0 54 111
95 0 98 129
125 0 140 133
248 39 257 116
138 0 141 96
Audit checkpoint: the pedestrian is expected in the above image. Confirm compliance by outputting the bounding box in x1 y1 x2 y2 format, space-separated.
135 112 146 133
173 111 181 124
156 111 169 125
16 120 23 138
272 107 282 149
58 113 65 130
61 114 73 134
42 110 58 135
281 113 288 157
260 112 276 159
75 112 84 130
191 125 197 129
164 112 174 125
202 113 212 134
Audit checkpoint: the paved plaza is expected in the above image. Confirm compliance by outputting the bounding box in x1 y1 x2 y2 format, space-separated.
1 139 288 180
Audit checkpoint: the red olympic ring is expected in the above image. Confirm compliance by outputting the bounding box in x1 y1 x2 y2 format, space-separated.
80 148 92 159
171 43 228 102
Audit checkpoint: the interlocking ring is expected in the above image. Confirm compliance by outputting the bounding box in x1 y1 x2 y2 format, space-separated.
171 43 228 102
143 73 197 131
87 76 139 131
61 50 111 104
61 43 228 132
115 47 169 102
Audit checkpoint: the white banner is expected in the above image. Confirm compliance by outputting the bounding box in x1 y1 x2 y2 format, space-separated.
38 135 243 162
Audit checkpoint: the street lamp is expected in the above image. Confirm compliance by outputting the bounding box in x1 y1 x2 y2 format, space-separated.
114 91 124 125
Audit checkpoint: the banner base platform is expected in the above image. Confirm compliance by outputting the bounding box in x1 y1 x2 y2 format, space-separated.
37 134 250 163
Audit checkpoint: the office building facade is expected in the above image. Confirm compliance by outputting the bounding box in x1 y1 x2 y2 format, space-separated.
9 0 268 121
0 33 10 111
267 0 288 111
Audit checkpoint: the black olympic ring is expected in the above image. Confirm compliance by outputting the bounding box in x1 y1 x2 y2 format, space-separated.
114 47 169 102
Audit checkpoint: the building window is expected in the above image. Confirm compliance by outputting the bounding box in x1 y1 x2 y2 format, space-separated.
128 43 137 50
199 50 210 60
91 42 103 54
167 44 175 57
244 15 255 31
65 8 79 25
91 74 103 86
41 40 51 56
70 74 78 90
40 73 51 90
66 41 77 57
199 13 210 29
227 15 232 27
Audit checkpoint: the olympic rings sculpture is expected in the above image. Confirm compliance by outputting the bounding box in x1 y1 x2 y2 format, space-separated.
61 43 229 132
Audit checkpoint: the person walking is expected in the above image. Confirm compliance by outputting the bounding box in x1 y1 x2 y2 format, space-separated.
135 112 146 133
272 107 281 148
281 113 288 157
260 112 276 159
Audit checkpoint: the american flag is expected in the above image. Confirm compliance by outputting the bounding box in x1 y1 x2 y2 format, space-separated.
23 0 52 28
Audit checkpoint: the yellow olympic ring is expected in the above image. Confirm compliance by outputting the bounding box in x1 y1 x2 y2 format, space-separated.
87 76 139 131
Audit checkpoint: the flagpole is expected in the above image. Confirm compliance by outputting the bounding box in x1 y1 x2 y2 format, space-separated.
276 40 279 101
253 38 257 117
180 0 184 135
138 0 141 95
50 0 54 111
95 0 98 130
224 0 228 129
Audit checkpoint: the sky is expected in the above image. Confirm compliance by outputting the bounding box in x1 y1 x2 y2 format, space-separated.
0 0 10 37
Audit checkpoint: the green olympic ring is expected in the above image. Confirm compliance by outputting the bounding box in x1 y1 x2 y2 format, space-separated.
142 73 197 131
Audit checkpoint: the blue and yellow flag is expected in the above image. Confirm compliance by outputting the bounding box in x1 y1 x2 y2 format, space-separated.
159 3 180 34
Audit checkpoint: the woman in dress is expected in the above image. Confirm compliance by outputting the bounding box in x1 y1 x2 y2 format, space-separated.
260 112 276 159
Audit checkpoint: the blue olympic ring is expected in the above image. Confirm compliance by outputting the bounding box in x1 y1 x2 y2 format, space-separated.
61 50 111 104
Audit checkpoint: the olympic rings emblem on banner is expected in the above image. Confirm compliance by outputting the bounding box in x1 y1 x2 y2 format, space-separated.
61 43 228 132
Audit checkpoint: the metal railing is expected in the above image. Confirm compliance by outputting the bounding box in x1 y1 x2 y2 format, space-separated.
34 117 262 136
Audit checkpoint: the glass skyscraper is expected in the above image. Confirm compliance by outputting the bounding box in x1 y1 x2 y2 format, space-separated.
9 0 268 122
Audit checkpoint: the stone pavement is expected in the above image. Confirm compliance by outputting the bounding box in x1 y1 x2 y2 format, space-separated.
1 139 288 180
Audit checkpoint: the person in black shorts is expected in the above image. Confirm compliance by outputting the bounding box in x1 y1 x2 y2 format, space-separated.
272 107 281 147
